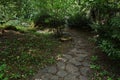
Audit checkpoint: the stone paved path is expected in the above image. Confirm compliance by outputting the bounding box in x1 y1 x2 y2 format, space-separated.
32 29 95 80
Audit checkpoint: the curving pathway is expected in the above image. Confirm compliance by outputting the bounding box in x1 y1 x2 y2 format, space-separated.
32 29 95 80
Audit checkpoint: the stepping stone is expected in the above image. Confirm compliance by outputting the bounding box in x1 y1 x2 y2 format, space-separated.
64 74 79 80
70 48 78 53
41 73 53 80
66 64 79 73
75 50 88 54
71 71 80 76
62 54 72 60
75 56 84 62
47 66 57 74
82 62 90 67
80 67 89 76
69 58 82 66
57 61 66 70
77 54 88 58
50 75 59 80
57 70 68 77
79 75 88 80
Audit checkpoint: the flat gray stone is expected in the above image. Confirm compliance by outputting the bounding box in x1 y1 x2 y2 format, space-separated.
64 74 78 80
71 71 80 76
57 70 68 77
66 64 79 73
80 67 89 76
82 62 90 67
75 57 84 62
40 68 48 73
50 75 59 80
69 58 82 66
78 44 87 47
79 75 88 80
75 54 88 58
41 73 53 80
63 54 72 60
70 48 78 53
76 49 88 54
47 66 57 74
57 61 65 70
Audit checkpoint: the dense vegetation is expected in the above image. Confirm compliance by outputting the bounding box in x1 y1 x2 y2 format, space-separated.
0 0 120 80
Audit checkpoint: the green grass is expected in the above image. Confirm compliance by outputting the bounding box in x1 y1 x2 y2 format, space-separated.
0 30 60 80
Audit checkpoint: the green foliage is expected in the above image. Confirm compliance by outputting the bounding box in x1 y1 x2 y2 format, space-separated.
68 13 91 29
86 0 120 59
91 16 120 59
0 31 59 80
0 0 120 79
34 13 65 28
0 0 81 23
91 56 98 62
90 56 119 80
0 64 9 80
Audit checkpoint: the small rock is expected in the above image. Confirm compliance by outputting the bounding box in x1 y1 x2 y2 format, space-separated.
71 71 80 76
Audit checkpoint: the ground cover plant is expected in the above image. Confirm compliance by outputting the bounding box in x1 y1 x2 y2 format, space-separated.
0 30 60 80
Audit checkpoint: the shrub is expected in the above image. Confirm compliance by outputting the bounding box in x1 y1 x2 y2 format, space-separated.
68 13 91 29
34 13 65 28
92 16 120 59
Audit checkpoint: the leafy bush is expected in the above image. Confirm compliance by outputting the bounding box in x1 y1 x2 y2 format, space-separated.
68 13 91 29
34 13 65 28
0 64 9 80
92 16 120 59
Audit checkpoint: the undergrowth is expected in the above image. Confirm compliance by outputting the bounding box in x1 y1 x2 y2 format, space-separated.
0 30 60 80
90 55 120 80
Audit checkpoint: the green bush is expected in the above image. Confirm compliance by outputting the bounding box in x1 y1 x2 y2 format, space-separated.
92 16 120 59
68 13 91 29
34 13 65 28
0 64 9 80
